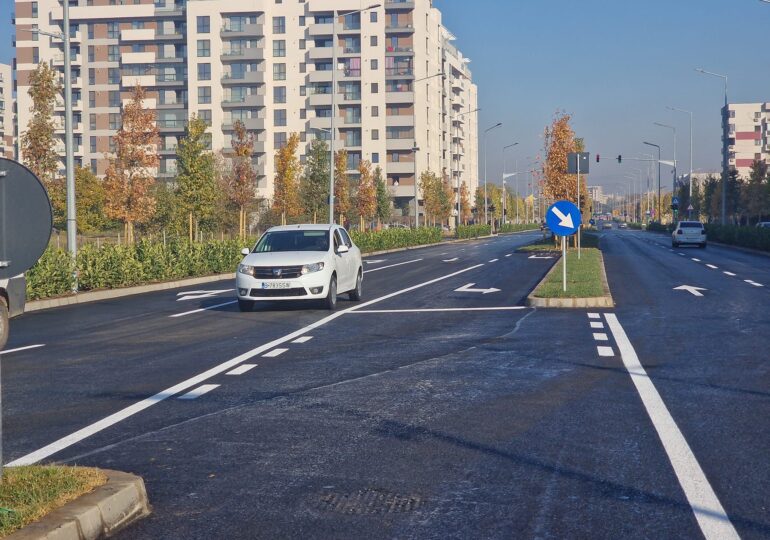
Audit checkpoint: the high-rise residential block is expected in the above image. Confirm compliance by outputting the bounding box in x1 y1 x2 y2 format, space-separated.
0 63 13 159
723 102 770 179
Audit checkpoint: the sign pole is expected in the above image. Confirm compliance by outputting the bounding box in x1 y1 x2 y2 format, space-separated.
577 157 581 260
562 235 567 292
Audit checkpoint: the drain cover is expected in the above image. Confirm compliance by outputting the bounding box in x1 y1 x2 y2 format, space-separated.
315 487 424 515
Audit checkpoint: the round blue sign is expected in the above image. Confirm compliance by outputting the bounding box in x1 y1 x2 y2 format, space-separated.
546 200 582 236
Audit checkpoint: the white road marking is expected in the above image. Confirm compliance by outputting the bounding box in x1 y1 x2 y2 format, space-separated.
691 258 701 262
597 346 614 357
176 289 233 302
745 280 764 287
363 259 422 274
291 336 313 344
9 262 485 467
706 264 718 270
363 259 387 264
489 259 499 263
0 344 46 356
604 314 739 540
262 348 288 358
226 364 257 376
723 271 736 277
454 283 501 294
505 254 512 257
442 258 459 263
590 322 604 329
678 253 686 256
351 307 527 314
669 249 675 252
588 313 601 319
593 333 608 341
170 300 237 318
674 285 706 297
178 384 220 400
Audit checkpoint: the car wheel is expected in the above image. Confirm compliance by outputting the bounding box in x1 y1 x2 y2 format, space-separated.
0 298 8 351
238 299 254 312
672 241 678 248
349 269 363 301
324 275 337 310
700 243 707 249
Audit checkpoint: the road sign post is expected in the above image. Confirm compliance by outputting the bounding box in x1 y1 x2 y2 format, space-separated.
546 200 582 292
567 152 589 260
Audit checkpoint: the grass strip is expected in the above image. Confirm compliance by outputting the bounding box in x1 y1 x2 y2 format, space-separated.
534 247 605 298
0 466 107 538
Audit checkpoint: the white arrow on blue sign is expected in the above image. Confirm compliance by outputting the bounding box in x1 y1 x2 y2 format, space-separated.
546 200 582 236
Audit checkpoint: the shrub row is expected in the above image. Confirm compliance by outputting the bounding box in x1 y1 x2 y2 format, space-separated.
703 224 770 252
456 224 492 239
646 222 673 233
350 227 442 253
497 223 540 234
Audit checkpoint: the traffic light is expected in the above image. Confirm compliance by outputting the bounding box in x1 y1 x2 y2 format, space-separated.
617 155 622 164
596 154 600 163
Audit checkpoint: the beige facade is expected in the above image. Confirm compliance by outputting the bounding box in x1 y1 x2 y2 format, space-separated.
0 64 14 159
723 102 770 179
14 0 478 219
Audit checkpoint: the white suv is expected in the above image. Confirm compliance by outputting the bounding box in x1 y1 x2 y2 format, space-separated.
236 224 363 311
672 221 707 248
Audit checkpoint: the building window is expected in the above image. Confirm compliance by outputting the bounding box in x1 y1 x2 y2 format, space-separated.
108 45 119 62
300 85 306 96
372 129 379 140
131 21 145 29
107 22 119 39
198 109 212 126
31 1 38 17
91 159 97 174
198 87 211 104
273 63 286 80
372 106 379 117
370 35 377 47
87 23 94 39
108 68 120 84
299 16 305 26
88 46 95 62
89 113 96 129
197 39 210 57
109 113 121 130
31 24 38 41
274 109 287 127
272 16 286 34
372 152 379 163
273 40 286 57
109 90 121 107
89 91 96 107
88 69 95 85
274 132 287 148
300 109 306 119
274 86 286 103
197 63 211 81
197 16 210 33
32 47 39 63
90 136 97 153
371 83 378 94
370 11 377 23
371 59 378 70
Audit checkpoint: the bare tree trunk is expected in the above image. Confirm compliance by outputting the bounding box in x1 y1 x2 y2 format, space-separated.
189 212 193 242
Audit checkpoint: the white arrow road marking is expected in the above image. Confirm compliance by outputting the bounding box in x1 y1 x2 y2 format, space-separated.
364 259 422 274
454 283 501 294
364 259 387 264
528 255 554 260
0 344 46 356
442 258 459 263
551 206 575 229
176 289 233 301
674 285 707 297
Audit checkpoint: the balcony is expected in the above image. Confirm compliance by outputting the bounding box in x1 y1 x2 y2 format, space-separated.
122 51 155 64
385 46 414 56
308 46 333 60
386 91 414 104
338 46 362 56
386 115 414 127
121 28 155 42
154 30 184 41
122 74 155 88
157 119 188 132
385 160 414 175
384 0 416 9
386 67 414 79
386 138 415 151
308 117 331 132
222 117 263 132
341 93 362 103
308 93 332 107
342 116 362 126
155 74 185 86
308 70 333 84
220 23 263 38
340 68 361 80
221 71 264 85
308 23 333 36
156 100 187 110
222 94 263 108
385 22 415 33
221 48 263 61
222 140 266 154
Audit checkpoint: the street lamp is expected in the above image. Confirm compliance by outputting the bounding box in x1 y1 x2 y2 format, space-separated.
667 106 694 218
483 122 502 226
329 4 381 224
502 142 518 226
453 107 480 229
411 71 444 228
654 122 677 195
696 67 728 224
643 142 662 222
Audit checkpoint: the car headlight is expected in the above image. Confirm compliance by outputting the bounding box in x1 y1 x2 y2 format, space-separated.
301 262 325 275
238 264 255 276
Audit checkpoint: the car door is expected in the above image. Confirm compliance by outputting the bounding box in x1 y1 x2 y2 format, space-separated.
339 228 360 278
333 229 354 291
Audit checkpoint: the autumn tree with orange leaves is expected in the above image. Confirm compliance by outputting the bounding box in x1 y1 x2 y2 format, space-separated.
541 112 589 216
334 149 350 225
273 133 302 224
104 85 159 244
460 181 472 224
356 160 377 230
226 120 257 237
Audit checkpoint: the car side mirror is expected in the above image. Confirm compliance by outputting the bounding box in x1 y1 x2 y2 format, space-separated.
337 244 350 254
241 248 250 256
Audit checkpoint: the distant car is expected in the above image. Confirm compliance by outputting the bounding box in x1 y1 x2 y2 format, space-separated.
672 221 707 248
602 222 613 230
236 224 363 311
619 222 628 229
756 222 770 229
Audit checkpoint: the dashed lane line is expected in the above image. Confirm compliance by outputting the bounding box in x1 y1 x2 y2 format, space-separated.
706 264 718 270
262 348 288 358
178 384 220 400
350 307 527 314
291 336 313 344
489 259 499 263
363 259 423 274
592 333 609 341
724 272 736 277
597 346 614 357
170 300 237 318
745 280 764 287
588 313 601 319
691 258 701 262
590 322 604 329
226 364 257 376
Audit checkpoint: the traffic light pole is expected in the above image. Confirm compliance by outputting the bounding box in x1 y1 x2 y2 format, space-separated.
577 158 581 260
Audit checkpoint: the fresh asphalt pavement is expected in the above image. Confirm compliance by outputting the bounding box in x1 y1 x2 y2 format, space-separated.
1 229 767 538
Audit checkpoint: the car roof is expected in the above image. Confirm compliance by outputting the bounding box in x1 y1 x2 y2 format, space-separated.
267 224 337 232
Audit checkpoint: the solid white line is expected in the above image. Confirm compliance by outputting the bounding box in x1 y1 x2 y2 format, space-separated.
0 344 46 356
226 364 257 376
262 348 288 358
363 259 422 274
170 300 237 318
597 346 614 357
178 384 220 400
588 313 601 319
691 258 701 262
350 307 527 314
9 262 486 467
291 336 313 344
723 272 736 277
592 333 608 341
604 314 738 540
706 264 718 270
590 322 604 329
489 259 499 263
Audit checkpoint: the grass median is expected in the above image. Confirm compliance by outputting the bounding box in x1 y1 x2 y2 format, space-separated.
525 233 606 299
0 465 107 537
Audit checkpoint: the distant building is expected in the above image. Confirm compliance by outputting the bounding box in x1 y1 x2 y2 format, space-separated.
587 185 607 205
723 102 770 179
0 64 13 159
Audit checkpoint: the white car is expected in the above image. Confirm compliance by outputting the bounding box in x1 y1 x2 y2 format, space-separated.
236 224 363 311
672 221 707 248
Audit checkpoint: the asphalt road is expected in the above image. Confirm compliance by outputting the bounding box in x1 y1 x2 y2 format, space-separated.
1 228 768 539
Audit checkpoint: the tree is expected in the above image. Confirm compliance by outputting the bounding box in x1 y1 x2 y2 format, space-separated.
460 181 472 224
273 133 302 224
103 85 159 244
419 170 440 225
21 62 64 225
300 138 330 223
356 160 377 230
374 166 390 226
541 112 588 215
226 120 257 237
334 149 350 224
176 115 217 240
744 160 768 224
74 167 107 233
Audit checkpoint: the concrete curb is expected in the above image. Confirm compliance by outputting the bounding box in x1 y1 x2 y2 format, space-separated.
7 469 150 540
526 251 614 308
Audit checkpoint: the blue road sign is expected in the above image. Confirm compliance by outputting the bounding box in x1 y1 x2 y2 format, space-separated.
546 200 582 236
589 219 596 226
672 197 680 206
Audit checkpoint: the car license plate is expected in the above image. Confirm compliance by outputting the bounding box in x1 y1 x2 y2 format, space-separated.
261 282 292 289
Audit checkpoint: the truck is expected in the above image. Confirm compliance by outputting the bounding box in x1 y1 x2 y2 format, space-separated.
0 275 26 350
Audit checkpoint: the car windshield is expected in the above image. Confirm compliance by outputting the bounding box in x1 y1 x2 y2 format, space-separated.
254 230 330 252
679 222 703 228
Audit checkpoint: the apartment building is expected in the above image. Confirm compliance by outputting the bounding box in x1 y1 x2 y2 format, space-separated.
14 0 478 221
0 64 13 159
723 102 770 179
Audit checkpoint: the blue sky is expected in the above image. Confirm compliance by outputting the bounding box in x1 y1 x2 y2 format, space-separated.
2 0 769 194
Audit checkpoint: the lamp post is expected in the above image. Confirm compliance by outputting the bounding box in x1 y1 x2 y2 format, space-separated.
483 122 502 226
410 71 444 228
643 142 662 222
667 106 694 218
696 68 728 224
453 107 480 229
654 122 677 196
329 4 381 224
502 142 518 226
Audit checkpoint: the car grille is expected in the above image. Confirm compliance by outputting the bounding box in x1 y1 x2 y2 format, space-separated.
250 288 308 298
251 266 303 279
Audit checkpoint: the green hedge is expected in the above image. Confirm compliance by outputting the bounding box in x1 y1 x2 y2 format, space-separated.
703 224 770 252
27 238 248 300
497 223 539 234
350 227 442 253
456 224 492 239
646 222 673 233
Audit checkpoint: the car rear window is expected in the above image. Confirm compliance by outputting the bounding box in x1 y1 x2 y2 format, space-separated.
679 222 703 228
254 230 330 252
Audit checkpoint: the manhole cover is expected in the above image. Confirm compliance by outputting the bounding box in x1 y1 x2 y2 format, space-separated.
315 487 424 515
